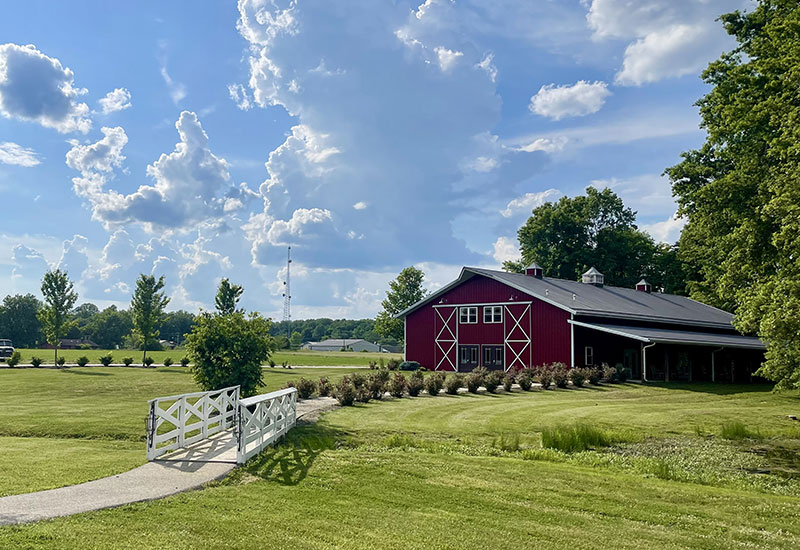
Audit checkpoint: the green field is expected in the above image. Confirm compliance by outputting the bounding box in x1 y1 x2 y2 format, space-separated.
11 348 401 366
0 366 362 496
2 370 800 548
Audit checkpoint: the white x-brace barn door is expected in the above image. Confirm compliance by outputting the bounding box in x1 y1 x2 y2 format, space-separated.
433 306 458 371
504 303 531 371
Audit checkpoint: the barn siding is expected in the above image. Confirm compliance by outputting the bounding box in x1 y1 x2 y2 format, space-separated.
404 274 571 370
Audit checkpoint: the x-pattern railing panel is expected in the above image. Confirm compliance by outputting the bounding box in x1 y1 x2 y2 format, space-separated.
237 388 297 463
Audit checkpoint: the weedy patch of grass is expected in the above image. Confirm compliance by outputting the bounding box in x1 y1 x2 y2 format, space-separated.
492 433 521 452
541 423 620 452
721 421 762 440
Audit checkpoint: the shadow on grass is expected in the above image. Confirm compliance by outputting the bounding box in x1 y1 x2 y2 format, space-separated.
238 423 348 486
648 382 775 396
60 369 112 376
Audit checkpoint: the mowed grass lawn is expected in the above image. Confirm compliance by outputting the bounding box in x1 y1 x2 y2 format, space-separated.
12 348 401 366
1 377 800 548
0 366 362 496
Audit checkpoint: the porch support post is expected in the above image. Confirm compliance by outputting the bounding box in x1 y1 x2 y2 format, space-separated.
570 314 575 368
641 342 654 382
711 346 723 382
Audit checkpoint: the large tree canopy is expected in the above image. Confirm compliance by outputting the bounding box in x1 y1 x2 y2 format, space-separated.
506 187 685 293
375 266 428 342
665 0 800 388
0 294 42 347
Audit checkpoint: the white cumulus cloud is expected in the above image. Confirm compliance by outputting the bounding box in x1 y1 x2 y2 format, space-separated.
97 87 131 114
501 188 561 218
0 43 91 133
529 80 610 120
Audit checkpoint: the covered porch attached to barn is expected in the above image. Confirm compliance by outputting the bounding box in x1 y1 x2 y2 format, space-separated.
569 321 766 383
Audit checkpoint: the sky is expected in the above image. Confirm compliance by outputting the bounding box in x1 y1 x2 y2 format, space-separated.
0 0 753 319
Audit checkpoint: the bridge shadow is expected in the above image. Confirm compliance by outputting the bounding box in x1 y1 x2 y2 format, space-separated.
240 423 347 486
60 369 112 376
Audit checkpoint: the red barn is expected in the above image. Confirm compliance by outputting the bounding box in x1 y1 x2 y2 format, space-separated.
398 264 765 382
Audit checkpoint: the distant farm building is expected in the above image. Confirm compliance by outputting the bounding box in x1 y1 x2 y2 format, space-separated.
398 265 765 382
302 338 389 353
43 339 99 350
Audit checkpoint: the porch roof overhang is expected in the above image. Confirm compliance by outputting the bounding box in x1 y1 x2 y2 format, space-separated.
568 320 766 350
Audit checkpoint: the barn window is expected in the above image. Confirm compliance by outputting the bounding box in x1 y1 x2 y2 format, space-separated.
459 306 477 324
584 346 594 366
483 305 502 324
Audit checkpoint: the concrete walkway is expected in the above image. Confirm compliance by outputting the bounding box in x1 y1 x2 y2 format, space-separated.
0 397 339 526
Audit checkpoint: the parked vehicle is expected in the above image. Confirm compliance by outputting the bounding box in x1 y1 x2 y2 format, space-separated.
0 339 14 360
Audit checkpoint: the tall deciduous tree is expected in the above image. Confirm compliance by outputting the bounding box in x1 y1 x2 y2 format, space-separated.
0 294 43 347
665 0 800 388
506 187 685 293
130 274 170 366
39 269 78 365
375 267 428 342
215 278 243 315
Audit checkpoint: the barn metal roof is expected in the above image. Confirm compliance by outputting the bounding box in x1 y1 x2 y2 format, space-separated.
569 321 765 349
398 267 738 330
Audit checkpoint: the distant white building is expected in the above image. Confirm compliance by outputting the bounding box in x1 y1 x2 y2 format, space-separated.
301 338 389 353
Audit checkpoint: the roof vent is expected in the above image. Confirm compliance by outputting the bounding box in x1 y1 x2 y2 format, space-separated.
525 261 543 278
636 279 652 293
581 267 604 287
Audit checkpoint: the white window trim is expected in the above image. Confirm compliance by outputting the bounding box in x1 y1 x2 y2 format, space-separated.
483 305 503 324
585 346 594 366
459 306 478 324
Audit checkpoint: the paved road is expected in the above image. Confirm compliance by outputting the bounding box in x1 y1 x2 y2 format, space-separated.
0 396 339 526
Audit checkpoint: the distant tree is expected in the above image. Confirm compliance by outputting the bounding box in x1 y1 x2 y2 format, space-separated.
375 267 428 342
83 306 133 349
506 187 683 291
290 330 302 348
187 311 274 397
274 335 290 350
130 274 170 366
161 310 196 345
215 278 243 315
39 269 78 365
665 1 800 388
0 294 43 347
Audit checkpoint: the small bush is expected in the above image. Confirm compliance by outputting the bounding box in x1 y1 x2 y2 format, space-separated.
281 361 291 369
615 362 629 382
466 373 482 393
30 356 43 367
99 354 113 367
296 378 317 399
368 360 377 369
366 372 387 400
551 363 569 388
517 373 533 391
162 357 173 367
143 356 154 367
318 377 332 397
720 421 759 440
284 380 296 390
569 367 588 388
407 371 425 396
76 356 89 367
493 433 521 452
541 423 614 453
588 367 603 385
180 357 190 367
502 372 515 392
484 371 502 393
122 357 133 367
388 372 407 398
6 351 21 367
356 385 372 403
602 363 616 383
444 373 463 395
268 359 276 368
387 358 400 371
534 365 552 389
399 361 420 371
350 372 367 389
56 356 66 367
334 377 356 406
425 374 442 396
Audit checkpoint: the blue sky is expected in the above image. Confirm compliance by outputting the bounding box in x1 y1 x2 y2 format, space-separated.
0 0 752 319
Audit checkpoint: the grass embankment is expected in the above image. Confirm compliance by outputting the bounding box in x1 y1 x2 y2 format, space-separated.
11 348 401 366
0 366 362 496
2 377 800 548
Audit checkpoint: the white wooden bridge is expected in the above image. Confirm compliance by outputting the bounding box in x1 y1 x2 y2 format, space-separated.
146 385 298 464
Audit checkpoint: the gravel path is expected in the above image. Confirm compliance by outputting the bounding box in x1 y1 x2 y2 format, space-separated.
0 397 340 526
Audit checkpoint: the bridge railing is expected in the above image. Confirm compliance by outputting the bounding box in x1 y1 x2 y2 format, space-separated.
146 385 240 460
236 387 297 464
